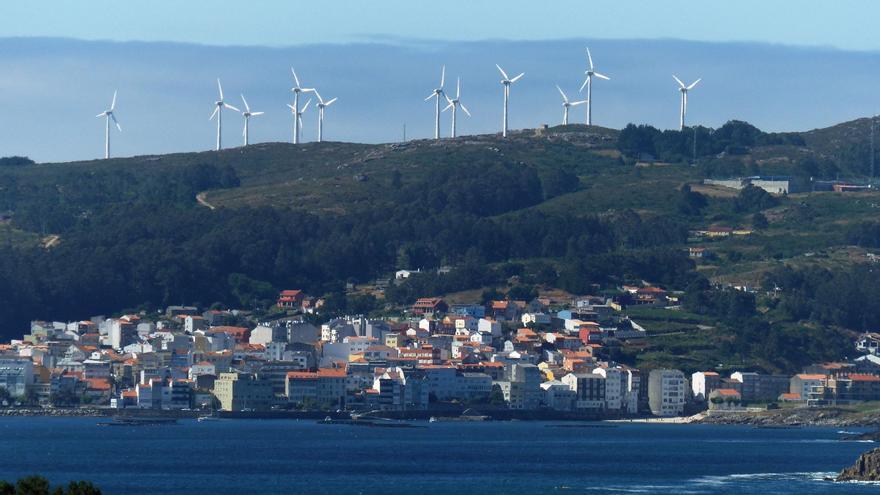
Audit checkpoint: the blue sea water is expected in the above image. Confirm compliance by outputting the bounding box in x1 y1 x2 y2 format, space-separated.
0 418 876 494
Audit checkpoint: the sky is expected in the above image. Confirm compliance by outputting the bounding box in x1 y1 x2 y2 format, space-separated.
3 1 880 51
1 2 879 162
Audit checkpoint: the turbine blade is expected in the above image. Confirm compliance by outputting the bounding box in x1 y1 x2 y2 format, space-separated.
302 88 316 93
442 102 453 112
571 100 588 106
243 122 247 137
510 73 524 83
314 90 324 104
291 68 301 88
325 97 337 106
587 47 594 70
210 106 219 120
672 75 686 88
241 94 250 112
440 65 445 88
110 113 121 131
217 79 224 100
579 78 589 92
460 103 471 117
251 111 264 116
556 84 568 102
286 103 296 112
594 72 610 81
425 93 436 101
111 90 117 111
495 64 509 80
301 99 311 112
687 78 702 90
456 77 460 98
224 103 240 112
97 112 107 118
444 94 454 105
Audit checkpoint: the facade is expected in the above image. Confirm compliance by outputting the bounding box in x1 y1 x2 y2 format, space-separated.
0 356 34 397
561 373 606 411
213 372 274 411
285 368 347 408
648 369 687 417
691 371 721 401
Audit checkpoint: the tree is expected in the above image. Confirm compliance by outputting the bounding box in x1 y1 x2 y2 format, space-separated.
734 185 778 213
752 213 769 230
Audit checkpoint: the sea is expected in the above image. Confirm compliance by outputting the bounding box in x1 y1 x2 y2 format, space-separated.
0 417 877 494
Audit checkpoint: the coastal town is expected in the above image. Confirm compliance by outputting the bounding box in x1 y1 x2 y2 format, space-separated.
1 280 878 420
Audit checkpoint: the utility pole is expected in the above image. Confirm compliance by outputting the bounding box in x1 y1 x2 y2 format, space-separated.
403 123 407 143
871 115 876 180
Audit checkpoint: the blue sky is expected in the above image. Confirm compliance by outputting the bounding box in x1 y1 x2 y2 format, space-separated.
1 2 878 162
2 1 878 51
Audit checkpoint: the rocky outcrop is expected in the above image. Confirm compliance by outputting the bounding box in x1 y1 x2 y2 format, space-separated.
837 448 880 481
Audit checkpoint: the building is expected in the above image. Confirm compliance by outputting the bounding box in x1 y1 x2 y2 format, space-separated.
496 363 542 410
790 374 827 406
285 368 347 409
412 298 448 316
277 290 305 309
708 388 742 411
730 372 790 402
0 356 34 397
691 371 721 401
561 372 606 412
213 372 274 411
541 380 576 411
648 369 687 417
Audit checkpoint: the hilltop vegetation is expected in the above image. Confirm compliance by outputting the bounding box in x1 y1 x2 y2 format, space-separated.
1 118 879 372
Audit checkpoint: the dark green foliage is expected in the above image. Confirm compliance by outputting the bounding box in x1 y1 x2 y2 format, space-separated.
752 212 769 230
0 156 35 167
0 477 100 495
846 221 880 248
676 184 708 216
734 185 779 213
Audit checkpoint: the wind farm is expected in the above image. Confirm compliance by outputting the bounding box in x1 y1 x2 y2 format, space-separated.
84 47 717 159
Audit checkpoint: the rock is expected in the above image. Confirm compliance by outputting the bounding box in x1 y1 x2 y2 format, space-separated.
837 448 880 481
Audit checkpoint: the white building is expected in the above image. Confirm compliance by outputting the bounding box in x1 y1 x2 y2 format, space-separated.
478 318 501 337
648 369 687 417
0 356 34 397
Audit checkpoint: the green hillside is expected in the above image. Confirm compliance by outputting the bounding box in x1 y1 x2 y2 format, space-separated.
1 119 879 372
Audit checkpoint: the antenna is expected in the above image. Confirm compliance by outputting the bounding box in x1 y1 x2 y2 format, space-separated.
403 123 407 142
871 115 876 180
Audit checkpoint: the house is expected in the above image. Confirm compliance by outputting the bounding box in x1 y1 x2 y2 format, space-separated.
708 388 742 410
561 372 606 412
212 372 274 411
285 368 347 409
495 363 542 410
691 371 721 401
857 333 880 355
277 290 306 309
790 374 827 405
648 369 687 417
412 298 448 316
541 380 576 411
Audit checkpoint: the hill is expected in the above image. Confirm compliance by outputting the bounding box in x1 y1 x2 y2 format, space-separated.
1 119 879 372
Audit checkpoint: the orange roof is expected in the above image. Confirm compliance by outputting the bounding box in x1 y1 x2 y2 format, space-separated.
287 368 347 380
702 371 719 376
714 388 740 397
85 378 111 391
779 393 801 400
847 374 880 382
796 374 826 380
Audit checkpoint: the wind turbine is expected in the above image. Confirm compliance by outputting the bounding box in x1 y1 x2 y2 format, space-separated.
314 90 337 143
442 77 470 138
673 75 701 130
496 64 524 138
240 94 264 146
209 79 240 151
578 48 610 126
424 66 445 140
287 99 312 143
556 85 587 125
290 68 315 144
96 90 121 159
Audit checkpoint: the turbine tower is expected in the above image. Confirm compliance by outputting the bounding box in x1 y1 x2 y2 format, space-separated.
96 90 121 159
314 90 337 143
442 77 471 138
673 75 701 130
578 48 610 126
290 68 315 144
556 85 587 125
424 66 445 140
209 79 240 151
496 64 524 138
287 99 312 143
240 94 264 146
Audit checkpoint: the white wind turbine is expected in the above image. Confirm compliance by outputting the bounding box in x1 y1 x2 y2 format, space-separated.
287 99 312 143
579 48 610 126
314 90 337 143
209 79 240 151
556 85 588 125
240 94 264 146
442 77 471 138
96 90 121 159
290 68 315 144
496 64 524 138
673 75 701 130
424 66 446 140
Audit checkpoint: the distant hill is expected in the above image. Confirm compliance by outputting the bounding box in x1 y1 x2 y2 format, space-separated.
1 119 879 372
